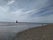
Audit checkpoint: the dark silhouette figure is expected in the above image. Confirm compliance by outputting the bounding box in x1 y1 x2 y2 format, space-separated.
16 20 18 23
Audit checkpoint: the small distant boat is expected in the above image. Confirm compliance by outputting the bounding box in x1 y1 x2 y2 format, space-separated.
16 20 18 23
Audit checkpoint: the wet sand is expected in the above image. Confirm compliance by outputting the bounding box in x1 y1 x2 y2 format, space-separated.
16 24 53 40
0 22 44 40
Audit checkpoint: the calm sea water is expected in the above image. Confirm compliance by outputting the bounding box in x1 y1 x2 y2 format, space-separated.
0 22 46 40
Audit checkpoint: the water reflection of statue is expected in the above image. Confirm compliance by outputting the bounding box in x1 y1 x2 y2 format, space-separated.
16 20 18 23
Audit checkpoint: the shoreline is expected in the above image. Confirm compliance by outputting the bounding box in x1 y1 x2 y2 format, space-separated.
16 24 53 40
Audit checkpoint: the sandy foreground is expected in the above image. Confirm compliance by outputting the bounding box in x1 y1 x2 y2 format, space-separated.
16 24 53 40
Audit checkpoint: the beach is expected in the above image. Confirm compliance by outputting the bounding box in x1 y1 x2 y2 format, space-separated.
16 24 53 40
0 22 44 40
0 22 52 40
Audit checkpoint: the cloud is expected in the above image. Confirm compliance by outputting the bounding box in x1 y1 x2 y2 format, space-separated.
7 9 37 22
0 6 10 21
0 0 53 22
7 0 15 5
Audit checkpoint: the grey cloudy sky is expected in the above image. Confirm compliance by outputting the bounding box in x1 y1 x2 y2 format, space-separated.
0 0 53 23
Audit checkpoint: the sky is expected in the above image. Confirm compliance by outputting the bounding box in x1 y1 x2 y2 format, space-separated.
0 0 53 23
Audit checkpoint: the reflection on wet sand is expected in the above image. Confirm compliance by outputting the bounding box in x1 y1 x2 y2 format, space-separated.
0 22 47 40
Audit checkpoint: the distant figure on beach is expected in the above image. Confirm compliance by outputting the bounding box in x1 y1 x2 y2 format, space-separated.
16 20 18 23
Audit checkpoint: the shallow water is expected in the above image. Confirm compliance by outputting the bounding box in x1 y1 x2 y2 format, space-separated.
0 22 46 40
